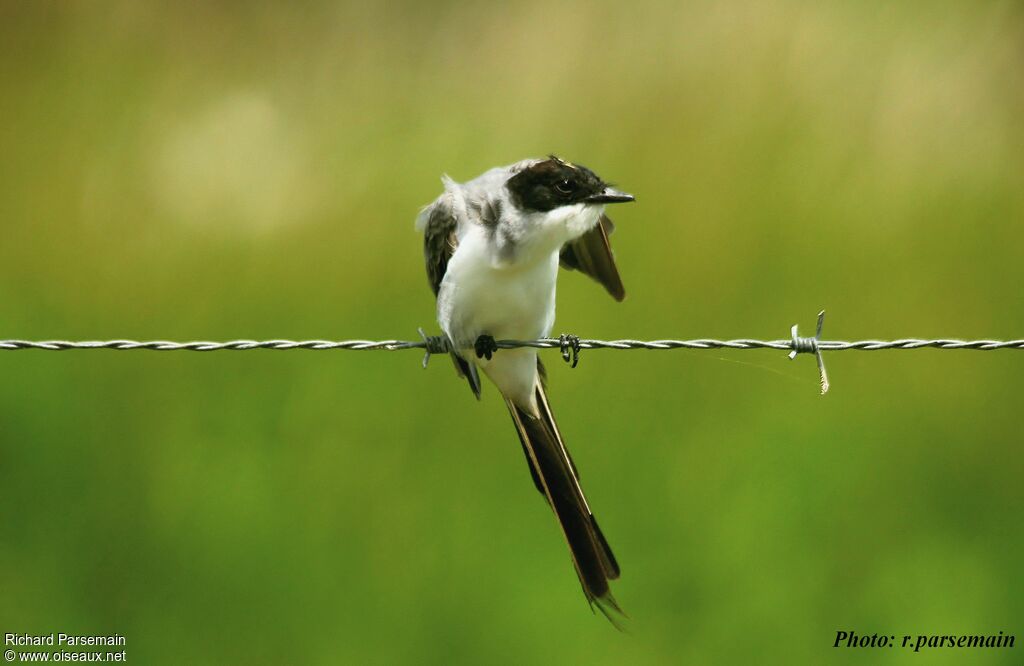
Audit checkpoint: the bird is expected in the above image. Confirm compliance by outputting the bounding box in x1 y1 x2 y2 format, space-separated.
416 155 634 624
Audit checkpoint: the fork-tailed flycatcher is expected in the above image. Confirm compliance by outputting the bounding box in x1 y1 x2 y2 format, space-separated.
416 155 634 624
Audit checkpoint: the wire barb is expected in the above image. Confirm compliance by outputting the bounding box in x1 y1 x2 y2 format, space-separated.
788 310 830 394
417 327 449 368
559 334 582 368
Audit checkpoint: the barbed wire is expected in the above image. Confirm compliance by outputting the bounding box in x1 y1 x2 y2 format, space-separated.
4 338 1023 352
2 312 1022 394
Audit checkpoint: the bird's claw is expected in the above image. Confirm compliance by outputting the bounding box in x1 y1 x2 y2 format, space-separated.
474 334 498 360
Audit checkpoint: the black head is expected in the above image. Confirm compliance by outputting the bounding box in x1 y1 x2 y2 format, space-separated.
506 156 634 212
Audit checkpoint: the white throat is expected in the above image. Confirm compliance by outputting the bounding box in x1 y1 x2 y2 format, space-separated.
510 203 605 265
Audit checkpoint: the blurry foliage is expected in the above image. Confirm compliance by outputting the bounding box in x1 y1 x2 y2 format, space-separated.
1 1 1022 663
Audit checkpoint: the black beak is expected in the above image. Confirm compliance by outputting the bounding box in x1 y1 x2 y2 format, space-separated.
584 187 635 204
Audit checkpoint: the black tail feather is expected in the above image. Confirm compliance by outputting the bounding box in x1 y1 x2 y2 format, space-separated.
507 386 622 622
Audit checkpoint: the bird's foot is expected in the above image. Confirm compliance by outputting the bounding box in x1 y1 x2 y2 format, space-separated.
474 334 498 360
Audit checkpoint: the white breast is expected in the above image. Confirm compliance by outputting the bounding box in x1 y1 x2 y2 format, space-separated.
433 197 602 411
438 226 558 346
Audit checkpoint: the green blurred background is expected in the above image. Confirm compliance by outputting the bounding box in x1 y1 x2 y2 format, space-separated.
1 1 1022 663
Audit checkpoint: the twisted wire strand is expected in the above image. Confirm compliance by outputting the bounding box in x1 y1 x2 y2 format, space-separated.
2 338 1023 351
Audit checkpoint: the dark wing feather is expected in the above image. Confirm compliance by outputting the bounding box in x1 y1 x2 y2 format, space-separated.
421 195 482 398
423 197 459 297
559 215 625 301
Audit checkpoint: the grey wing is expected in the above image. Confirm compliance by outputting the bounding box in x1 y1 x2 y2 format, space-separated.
420 195 483 398
559 215 625 301
422 195 459 297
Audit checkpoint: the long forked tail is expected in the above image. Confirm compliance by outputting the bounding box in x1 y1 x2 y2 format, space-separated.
506 384 624 626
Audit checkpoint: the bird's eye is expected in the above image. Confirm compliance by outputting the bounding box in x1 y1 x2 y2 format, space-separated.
554 179 574 195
